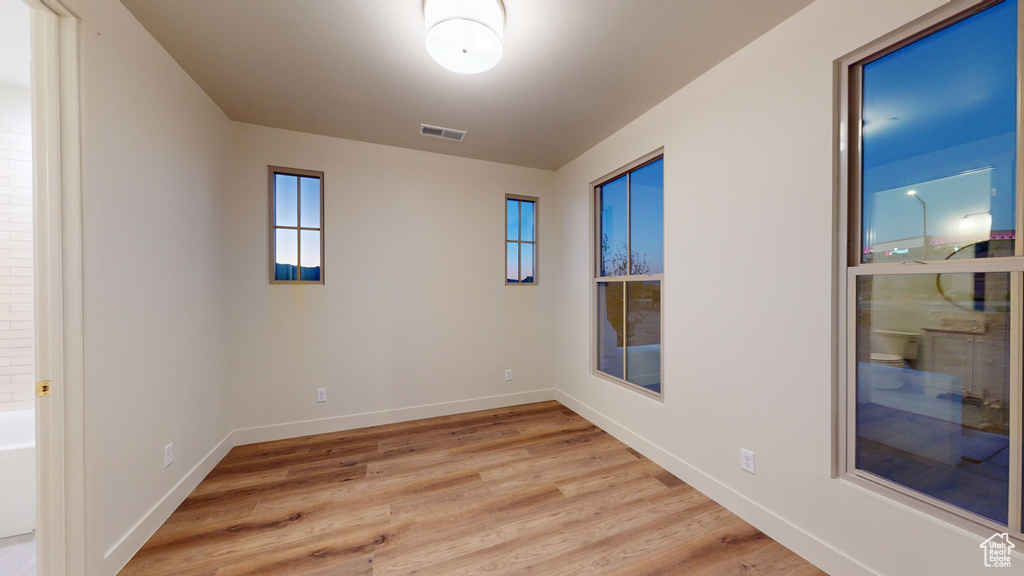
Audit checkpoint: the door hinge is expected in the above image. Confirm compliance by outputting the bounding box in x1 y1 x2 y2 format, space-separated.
36 380 51 397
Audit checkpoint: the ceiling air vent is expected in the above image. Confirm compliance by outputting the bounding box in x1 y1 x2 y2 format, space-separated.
419 124 467 142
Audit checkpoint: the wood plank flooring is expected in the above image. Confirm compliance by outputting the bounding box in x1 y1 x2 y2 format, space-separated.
118 401 827 576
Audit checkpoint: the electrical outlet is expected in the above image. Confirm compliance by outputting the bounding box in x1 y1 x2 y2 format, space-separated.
740 448 755 475
316 388 327 403
505 369 512 381
164 442 174 468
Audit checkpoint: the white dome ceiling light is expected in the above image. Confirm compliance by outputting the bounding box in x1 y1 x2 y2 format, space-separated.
424 0 505 74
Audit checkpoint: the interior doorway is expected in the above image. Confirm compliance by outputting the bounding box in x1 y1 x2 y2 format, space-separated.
0 1 85 575
0 2 37 575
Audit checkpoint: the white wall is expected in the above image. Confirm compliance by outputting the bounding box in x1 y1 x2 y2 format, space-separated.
227 123 558 438
0 85 30 127
0 84 33 412
67 0 234 573
552 0 998 575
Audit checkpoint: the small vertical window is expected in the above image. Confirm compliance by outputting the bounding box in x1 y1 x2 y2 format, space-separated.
506 195 538 284
595 153 664 396
270 167 324 284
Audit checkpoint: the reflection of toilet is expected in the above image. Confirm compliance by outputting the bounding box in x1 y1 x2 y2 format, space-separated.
869 330 920 368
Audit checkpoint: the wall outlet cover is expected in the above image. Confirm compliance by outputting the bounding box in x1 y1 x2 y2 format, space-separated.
740 448 755 475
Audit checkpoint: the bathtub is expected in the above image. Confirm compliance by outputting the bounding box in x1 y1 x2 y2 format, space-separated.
0 409 35 538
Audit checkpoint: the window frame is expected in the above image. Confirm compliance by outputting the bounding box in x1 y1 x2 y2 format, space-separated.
834 0 1024 539
592 149 665 399
269 166 325 285
505 194 539 286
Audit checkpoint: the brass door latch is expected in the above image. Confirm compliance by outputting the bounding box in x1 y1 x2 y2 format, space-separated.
36 380 51 397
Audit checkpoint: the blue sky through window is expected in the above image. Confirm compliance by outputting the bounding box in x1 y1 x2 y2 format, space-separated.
630 159 664 274
507 198 536 283
862 0 1017 252
506 199 519 241
273 171 322 281
300 177 320 228
506 242 519 282
599 159 663 276
600 176 628 276
276 229 297 266
275 174 298 227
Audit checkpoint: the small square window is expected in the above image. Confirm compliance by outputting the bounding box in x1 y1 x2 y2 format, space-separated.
506 195 537 284
270 166 324 284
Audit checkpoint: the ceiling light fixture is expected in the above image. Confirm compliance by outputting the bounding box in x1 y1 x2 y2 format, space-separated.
424 0 505 74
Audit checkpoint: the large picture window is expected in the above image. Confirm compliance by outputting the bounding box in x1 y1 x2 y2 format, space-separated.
837 0 1022 536
270 166 324 284
594 154 663 396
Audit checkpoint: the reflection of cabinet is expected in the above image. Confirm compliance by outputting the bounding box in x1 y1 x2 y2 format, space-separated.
922 329 1008 402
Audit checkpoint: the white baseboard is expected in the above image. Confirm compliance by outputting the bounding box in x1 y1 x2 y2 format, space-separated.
233 389 557 446
103 429 235 575
554 389 878 576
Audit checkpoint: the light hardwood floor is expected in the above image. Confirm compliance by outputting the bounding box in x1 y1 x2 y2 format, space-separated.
118 401 827 576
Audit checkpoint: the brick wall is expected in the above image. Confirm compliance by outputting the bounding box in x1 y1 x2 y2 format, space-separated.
0 120 33 412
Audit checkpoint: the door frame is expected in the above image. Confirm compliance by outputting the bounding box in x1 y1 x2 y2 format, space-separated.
30 0 84 574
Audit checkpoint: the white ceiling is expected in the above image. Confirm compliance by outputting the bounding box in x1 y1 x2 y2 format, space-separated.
121 0 811 171
0 0 31 89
